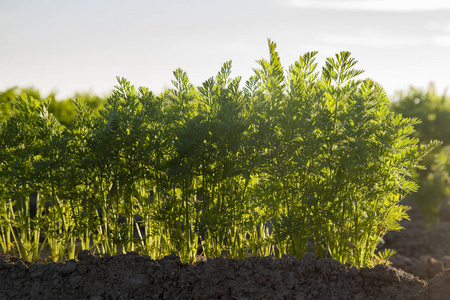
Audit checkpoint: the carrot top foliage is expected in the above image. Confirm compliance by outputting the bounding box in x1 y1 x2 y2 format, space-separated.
0 40 439 267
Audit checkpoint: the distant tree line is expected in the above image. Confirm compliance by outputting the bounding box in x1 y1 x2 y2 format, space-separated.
390 83 450 226
0 87 108 126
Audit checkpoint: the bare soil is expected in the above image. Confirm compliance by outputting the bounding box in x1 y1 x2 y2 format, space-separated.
1 199 449 300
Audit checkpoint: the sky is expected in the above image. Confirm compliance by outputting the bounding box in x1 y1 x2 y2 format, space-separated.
1 0 449 100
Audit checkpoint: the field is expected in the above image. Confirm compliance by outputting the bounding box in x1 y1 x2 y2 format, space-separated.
1 42 448 299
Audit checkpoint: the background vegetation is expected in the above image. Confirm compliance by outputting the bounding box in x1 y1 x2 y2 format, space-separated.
0 87 107 126
390 84 450 226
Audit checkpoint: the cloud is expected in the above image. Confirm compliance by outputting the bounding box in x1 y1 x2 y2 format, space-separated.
285 0 450 12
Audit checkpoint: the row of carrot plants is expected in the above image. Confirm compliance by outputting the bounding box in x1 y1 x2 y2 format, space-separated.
0 41 439 267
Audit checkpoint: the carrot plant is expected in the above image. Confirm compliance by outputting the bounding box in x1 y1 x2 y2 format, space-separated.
0 95 54 261
0 40 439 267
251 41 439 266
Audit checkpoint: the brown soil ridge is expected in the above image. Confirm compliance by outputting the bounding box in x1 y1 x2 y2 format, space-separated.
1 251 447 300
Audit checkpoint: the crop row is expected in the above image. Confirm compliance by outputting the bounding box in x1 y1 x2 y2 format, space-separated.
0 41 439 267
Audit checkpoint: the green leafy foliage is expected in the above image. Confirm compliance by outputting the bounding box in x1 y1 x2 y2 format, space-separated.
0 41 439 267
0 87 44 122
48 93 107 126
391 84 450 146
0 86 106 126
391 84 449 225
414 146 450 226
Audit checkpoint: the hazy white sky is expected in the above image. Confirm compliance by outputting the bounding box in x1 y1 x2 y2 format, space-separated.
1 0 449 99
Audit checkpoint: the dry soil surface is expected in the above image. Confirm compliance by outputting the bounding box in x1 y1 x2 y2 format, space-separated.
0 251 440 300
384 200 450 281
